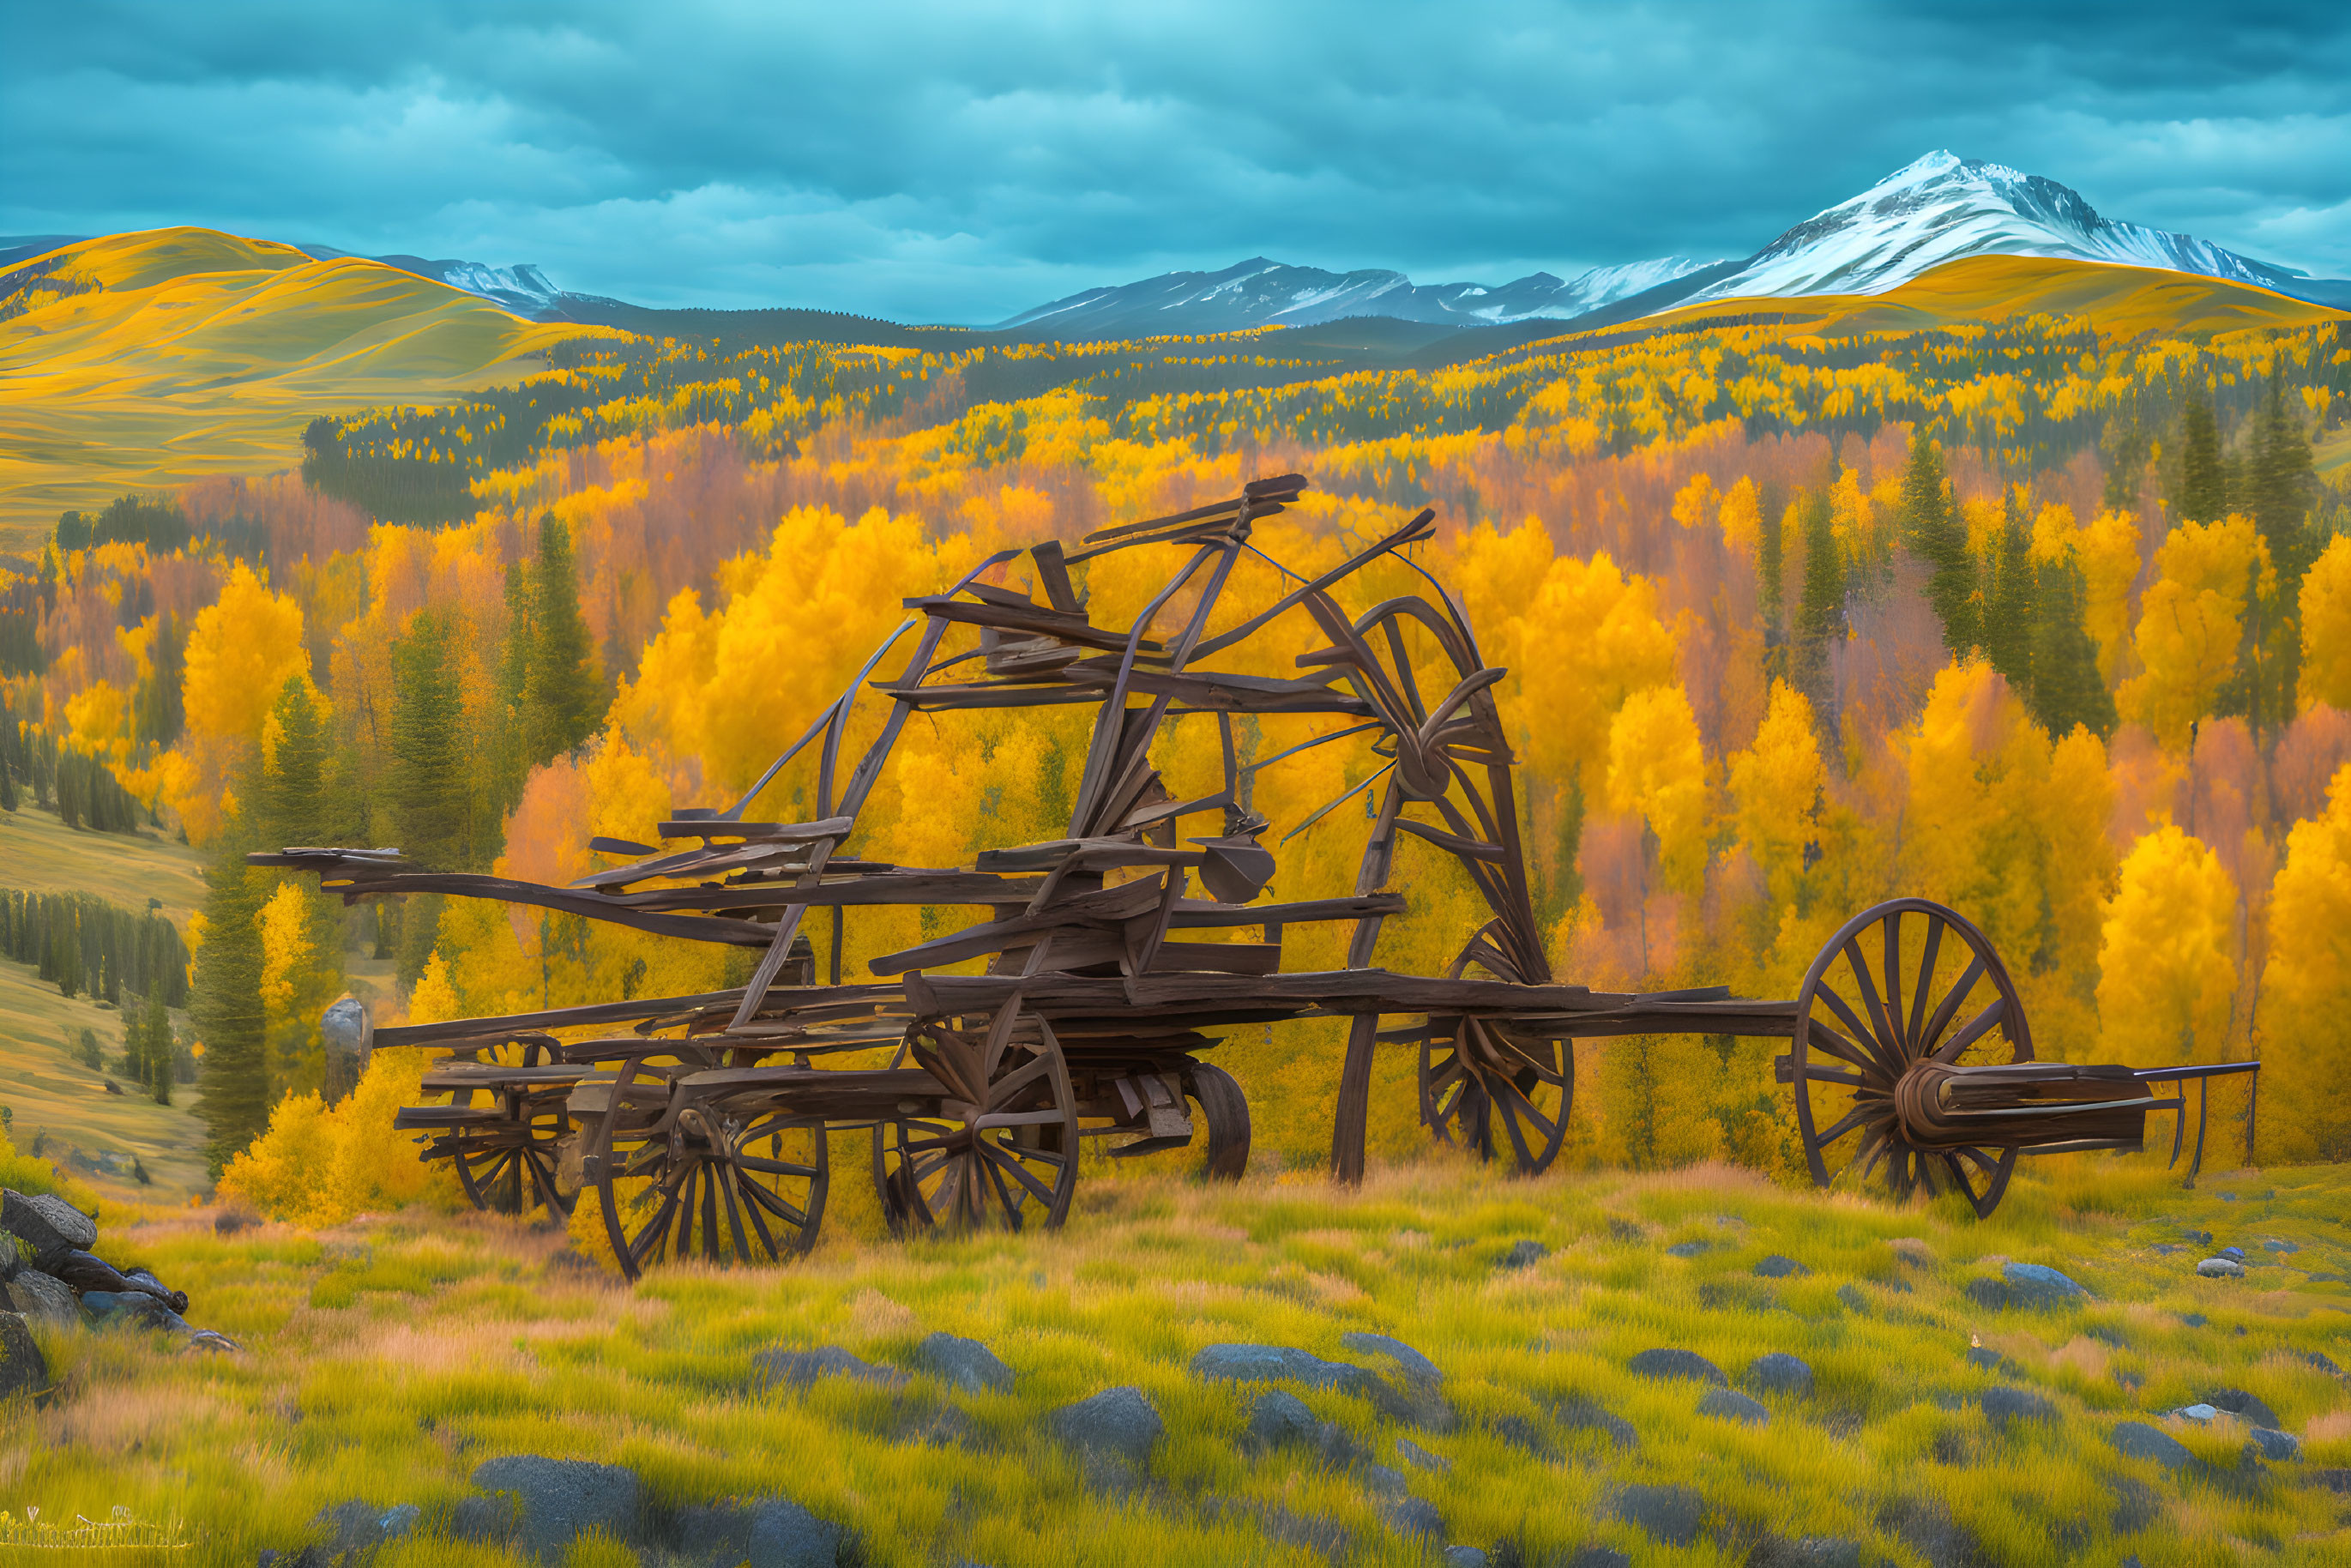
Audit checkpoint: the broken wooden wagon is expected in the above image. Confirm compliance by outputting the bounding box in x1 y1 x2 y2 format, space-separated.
256 478 2256 1276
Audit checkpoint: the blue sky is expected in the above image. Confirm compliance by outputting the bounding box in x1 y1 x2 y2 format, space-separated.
5 0 2348 323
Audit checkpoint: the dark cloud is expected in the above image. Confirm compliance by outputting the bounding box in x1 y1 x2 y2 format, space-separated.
3 0 2347 321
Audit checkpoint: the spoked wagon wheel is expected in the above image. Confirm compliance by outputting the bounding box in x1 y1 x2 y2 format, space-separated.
443 1036 574 1217
873 1010 1077 1234
1791 898 2030 1217
1420 1017 1572 1174
600 1091 830 1274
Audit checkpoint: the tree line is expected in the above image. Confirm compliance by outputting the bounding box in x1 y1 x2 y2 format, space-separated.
0 887 191 1010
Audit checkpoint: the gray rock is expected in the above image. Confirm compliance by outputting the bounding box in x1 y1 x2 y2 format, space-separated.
1962 1276 2010 1310
1666 1240 1710 1258
314 1500 420 1559
2206 1389 2282 1428
450 1492 520 1547
2263 1239 2300 1254
81 1291 192 1336
676 1496 844 1568
0 1312 47 1399
1697 1388 1769 1426
1745 1353 1813 1397
2109 1421 2196 1470
1627 1348 1726 1386
1339 1331 1441 1387
469 1456 640 1562
2182 1228 2212 1245
4 1269 82 1330
2004 1263 2087 1307
2249 1426 2302 1462
2173 1402 2222 1423
1750 1536 1864 1568
2107 1475 2160 1533
1552 1395 1637 1449
1191 1342 1414 1421
2219 1192 2238 1202
2084 1324 2131 1350
754 1346 907 1391
2218 1245 2245 1261
907 1333 1013 1395
1 1191 96 1259
1242 1390 1364 1466
2197 1257 2246 1278
1980 1386 2056 1429
2309 1468 2351 1493
2178 1312 2209 1328
1500 1239 1549 1270
1359 1462 1407 1499
1753 1254 1809 1278
1385 1496 1444 1541
1396 1436 1449 1472
1564 1550 1631 1568
320 996 371 1104
1443 1548 1489 1568
1488 1414 1556 1459
2305 1351 2344 1378
1049 1386 1161 1468
1611 1483 1703 1546
1964 1345 2016 1374
1835 1282 1869 1315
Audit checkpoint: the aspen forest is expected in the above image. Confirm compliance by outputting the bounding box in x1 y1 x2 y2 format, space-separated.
5 311 2349 1223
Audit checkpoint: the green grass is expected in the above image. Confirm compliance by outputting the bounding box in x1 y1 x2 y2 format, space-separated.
0 805 207 929
4 1155 2347 1565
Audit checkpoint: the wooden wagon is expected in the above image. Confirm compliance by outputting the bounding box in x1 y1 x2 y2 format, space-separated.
257 478 2256 1276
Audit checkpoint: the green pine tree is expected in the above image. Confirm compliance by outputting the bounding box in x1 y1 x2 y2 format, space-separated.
389 609 471 871
1757 480 1787 683
2028 555 2118 739
1985 485 2037 693
194 814 268 1175
1900 430 1977 656
2239 383 2319 739
1793 488 1845 720
491 558 535 814
2174 398 2227 524
2101 413 2148 515
259 677 329 849
522 516 600 766
143 991 173 1105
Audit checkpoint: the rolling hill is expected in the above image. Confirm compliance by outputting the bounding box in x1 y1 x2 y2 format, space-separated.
0 228 628 552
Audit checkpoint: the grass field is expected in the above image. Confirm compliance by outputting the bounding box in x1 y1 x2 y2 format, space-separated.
6 1153 2345 1565
0 804 208 926
0 228 624 552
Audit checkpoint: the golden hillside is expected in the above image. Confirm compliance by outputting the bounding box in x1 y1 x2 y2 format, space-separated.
0 227 626 552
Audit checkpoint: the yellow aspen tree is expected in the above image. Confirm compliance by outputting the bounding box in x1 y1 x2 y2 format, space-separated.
2077 507 2142 684
1901 661 2053 964
181 562 308 745
2256 762 2351 1161
1727 679 1823 909
1716 476 1762 555
2029 500 2081 565
1670 472 1720 531
2297 534 2351 711
2095 824 2238 1066
1605 684 1709 896
2119 516 2270 750
1514 552 1678 795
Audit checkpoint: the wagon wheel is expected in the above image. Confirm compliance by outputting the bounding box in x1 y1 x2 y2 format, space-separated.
443 1036 572 1217
1419 1017 1572 1174
1184 1061 1251 1182
600 1089 830 1275
872 1010 1077 1234
1792 898 2029 1218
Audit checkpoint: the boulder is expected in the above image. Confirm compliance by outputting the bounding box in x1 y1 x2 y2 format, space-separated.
469 1456 641 1562
1666 1240 1711 1258
0 1191 96 1263
49 1251 186 1312
754 1346 907 1391
1500 1239 1549 1269
1697 1388 1769 1426
4 1269 82 1331
0 1311 48 1399
2197 1258 2246 1279
81 1291 192 1336
1980 1386 2056 1430
2205 1389 2282 1428
1835 1283 1870 1315
1443 1549 1489 1568
1610 1483 1704 1547
1752 1254 1809 1279
1488 1414 1557 1459
2108 1421 2195 1470
1626 1348 1726 1387
1750 1537 1864 1568
1048 1386 1161 1468
1385 1496 1444 1541
674 1496 844 1568
907 1333 1013 1395
2262 1239 2299 1254
1191 1342 1415 1421
2218 1245 2245 1262
1745 1354 1813 1397
1241 1390 1365 1466
313 1500 420 1559
1396 1436 1450 1472
1552 1395 1637 1450
2178 1312 2209 1328
2248 1427 2302 1462
1338 1331 1441 1388
2002 1263 2087 1308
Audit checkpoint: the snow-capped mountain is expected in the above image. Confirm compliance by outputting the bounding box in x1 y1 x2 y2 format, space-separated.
997 255 1720 335
1686 151 2330 305
298 244 569 316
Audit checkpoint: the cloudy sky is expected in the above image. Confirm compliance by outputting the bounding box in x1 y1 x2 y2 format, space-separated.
6 1 2348 323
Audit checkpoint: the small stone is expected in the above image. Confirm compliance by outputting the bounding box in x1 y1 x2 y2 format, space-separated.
2002 1263 2088 1308
1488 1414 1556 1459
2085 1324 2131 1350
2218 1192 2238 1202
1386 1496 1445 1541
1964 1346 2010 1372
1443 1548 1489 1568
2206 1389 2282 1428
0 1312 48 1400
1836 1283 1869 1315
753 1346 907 1390
469 1456 640 1562
2179 1312 2209 1328
2249 1427 2302 1462
1627 1348 1726 1386
1752 1253 1809 1278
1396 1436 1450 1472
1611 1483 1704 1546
314 1501 421 1559
2173 1402 2221 1423
1698 1388 1769 1426
1666 1240 1710 1258
3 1269 82 1330
1500 1239 1549 1270
1339 1331 1441 1387
1890 1238 1934 1267
2109 1421 2196 1470
907 1333 1014 1395
1606 1217 1643 1242
2219 1245 2246 1262
2197 1257 2246 1279
2304 1351 2344 1378
2263 1239 2300 1254
2183 1229 2213 1245
0 1191 97 1260
1980 1387 2056 1429
1745 1353 1813 1397
1049 1386 1162 1468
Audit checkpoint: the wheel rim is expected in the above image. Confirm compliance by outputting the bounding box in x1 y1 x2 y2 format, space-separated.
446 1037 573 1217
1420 1017 1570 1175
873 1010 1076 1234
1792 898 2028 1217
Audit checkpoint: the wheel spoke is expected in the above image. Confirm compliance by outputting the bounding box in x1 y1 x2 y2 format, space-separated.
981 1140 1059 1206
1918 954 1986 1055
719 1164 755 1261
1814 983 1903 1080
984 1052 1052 1108
1932 996 2008 1064
1908 914 1944 1052
1881 914 1905 1055
1803 1022 1881 1076
1839 938 1903 1066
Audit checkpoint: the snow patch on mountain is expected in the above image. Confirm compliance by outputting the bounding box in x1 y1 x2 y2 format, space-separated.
299 244 568 316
